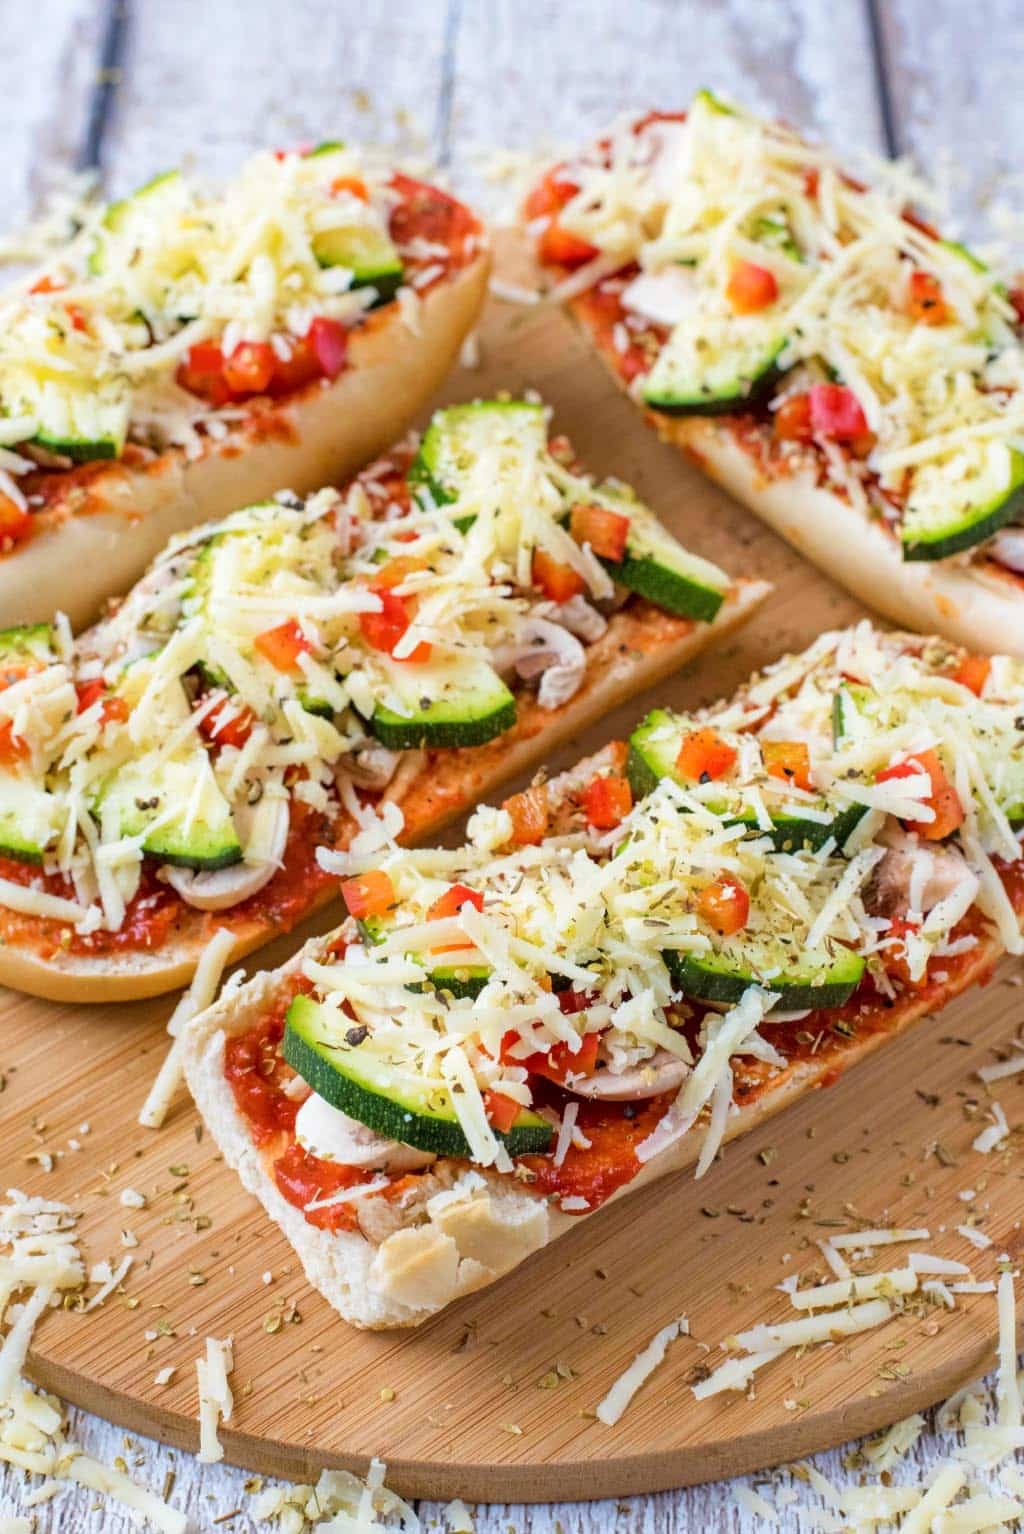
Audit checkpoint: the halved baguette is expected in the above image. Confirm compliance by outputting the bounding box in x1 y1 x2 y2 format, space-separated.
624 399 1024 658
0 579 768 1004
1 253 490 632
183 742 1014 1331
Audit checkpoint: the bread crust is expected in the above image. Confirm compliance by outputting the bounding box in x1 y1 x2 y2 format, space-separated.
182 747 1009 1330
569 295 1024 656
0 579 768 1002
661 416 1024 657
0 253 490 632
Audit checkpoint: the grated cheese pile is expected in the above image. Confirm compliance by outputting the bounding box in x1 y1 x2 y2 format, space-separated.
0 143 416 493
0 1189 185 1532
252 1458 421 1534
543 92 1024 565
299 622 1023 1186
731 1264 1024 1533
0 399 690 934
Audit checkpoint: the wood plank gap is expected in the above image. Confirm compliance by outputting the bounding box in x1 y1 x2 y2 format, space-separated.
863 0 901 157
434 0 463 169
76 0 129 174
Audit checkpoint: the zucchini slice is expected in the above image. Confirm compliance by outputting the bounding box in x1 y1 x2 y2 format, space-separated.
0 776 63 866
595 501 729 622
664 940 865 1008
89 169 184 277
367 654 516 750
283 994 553 1157
0 624 57 671
25 385 129 465
409 400 548 507
98 753 242 870
627 709 861 851
355 913 490 998
901 442 1024 561
642 313 785 415
312 224 403 303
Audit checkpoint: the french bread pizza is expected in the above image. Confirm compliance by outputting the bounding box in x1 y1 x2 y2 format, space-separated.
0 396 766 1002
0 144 489 628
184 624 1024 1329
525 92 1024 655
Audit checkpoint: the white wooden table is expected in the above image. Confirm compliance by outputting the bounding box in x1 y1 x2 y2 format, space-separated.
1 1 1022 1527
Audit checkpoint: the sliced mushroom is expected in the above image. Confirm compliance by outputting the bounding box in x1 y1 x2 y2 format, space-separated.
989 527 1024 575
345 741 401 792
163 792 290 912
568 1048 689 1101
294 1091 436 1173
530 595 608 644
865 826 976 919
492 616 587 711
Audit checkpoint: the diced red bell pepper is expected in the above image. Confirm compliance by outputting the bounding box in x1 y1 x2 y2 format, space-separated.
569 503 630 563
358 590 431 663
340 869 395 920
523 1030 600 1086
582 774 633 829
427 883 485 950
952 654 991 697
773 393 813 443
907 270 950 326
726 260 779 314
0 721 27 765
524 170 598 269
1009 286 1024 327
254 619 313 673
307 316 348 381
761 739 813 793
369 555 429 592
330 175 369 202
532 547 585 603
876 749 965 840
698 873 750 936
675 727 737 783
176 341 233 407
0 495 33 547
198 697 255 750
808 383 869 443
484 1091 522 1134
427 883 485 922
266 332 322 396
502 785 549 846
223 340 276 396
75 680 129 727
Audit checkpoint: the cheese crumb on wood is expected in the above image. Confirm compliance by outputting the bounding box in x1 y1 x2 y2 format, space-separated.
595 1315 689 1426
196 1335 234 1465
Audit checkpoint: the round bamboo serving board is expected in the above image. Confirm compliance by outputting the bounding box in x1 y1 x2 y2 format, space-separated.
5 239 1024 1502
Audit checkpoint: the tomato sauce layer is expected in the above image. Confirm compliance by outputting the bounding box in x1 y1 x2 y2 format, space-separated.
224 872 1024 1228
222 981 388 1233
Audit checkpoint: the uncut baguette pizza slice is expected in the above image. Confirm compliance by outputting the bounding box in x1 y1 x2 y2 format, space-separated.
0 396 765 1002
183 623 1024 1329
0 142 489 628
524 91 1024 655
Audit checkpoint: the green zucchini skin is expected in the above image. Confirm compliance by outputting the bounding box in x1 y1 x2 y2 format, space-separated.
901 453 1024 562
627 710 864 851
664 945 865 1008
283 994 553 1158
603 548 723 622
369 696 517 751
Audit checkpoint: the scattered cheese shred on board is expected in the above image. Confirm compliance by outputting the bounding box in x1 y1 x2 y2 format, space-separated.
251 1457 419 1533
978 1052 1024 1084
972 1101 1010 1154
789 1267 917 1312
0 1189 186 1532
829 1226 930 1250
139 926 236 1129
196 1335 234 1465
862 1412 926 1470
595 1315 689 1426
